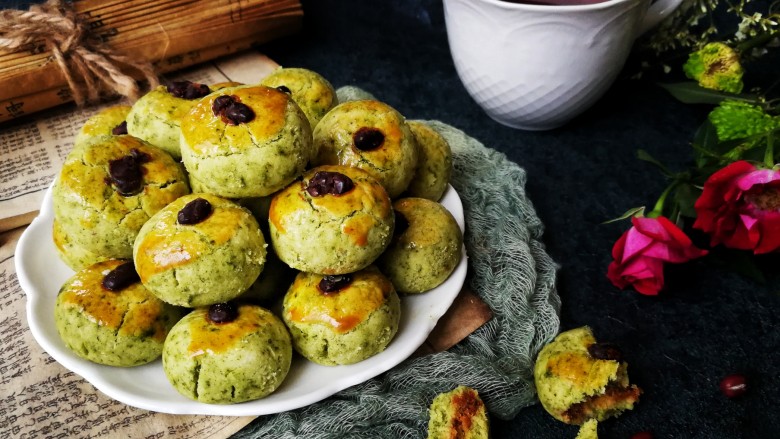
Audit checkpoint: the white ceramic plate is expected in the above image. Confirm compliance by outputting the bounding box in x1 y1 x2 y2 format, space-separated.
16 183 468 416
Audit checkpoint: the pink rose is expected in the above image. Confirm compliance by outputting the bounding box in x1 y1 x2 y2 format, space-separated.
607 216 708 295
693 160 780 254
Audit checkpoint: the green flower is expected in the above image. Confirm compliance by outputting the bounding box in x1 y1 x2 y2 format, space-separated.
683 42 744 93
708 100 780 141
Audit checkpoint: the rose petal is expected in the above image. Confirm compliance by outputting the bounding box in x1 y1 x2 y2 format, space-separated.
621 227 655 262
735 169 780 191
632 278 664 295
620 257 665 295
611 230 629 261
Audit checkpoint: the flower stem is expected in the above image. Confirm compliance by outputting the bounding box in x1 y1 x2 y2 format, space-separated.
647 182 678 218
767 130 776 167
735 28 779 53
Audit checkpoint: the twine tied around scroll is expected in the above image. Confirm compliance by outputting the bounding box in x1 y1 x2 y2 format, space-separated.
0 0 159 106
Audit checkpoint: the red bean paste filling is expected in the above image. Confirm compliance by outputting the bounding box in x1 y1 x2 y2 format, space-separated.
212 95 255 125
306 171 355 197
177 197 213 225
353 127 385 151
449 389 482 437
102 261 140 291
318 275 353 294
587 342 623 362
166 81 211 100
111 121 128 135
107 148 150 196
562 382 642 424
208 302 238 323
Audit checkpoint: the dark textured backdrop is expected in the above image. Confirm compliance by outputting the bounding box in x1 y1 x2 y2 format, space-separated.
252 1 779 438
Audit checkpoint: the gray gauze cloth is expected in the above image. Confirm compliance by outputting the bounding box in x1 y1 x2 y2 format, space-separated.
235 86 561 439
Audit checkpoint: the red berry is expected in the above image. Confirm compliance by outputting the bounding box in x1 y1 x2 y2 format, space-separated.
720 374 748 398
630 432 654 439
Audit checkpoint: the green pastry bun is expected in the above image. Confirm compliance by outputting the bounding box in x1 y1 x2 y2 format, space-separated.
405 120 453 201
162 304 292 404
55 259 184 366
282 266 400 366
269 165 394 275
312 99 419 199
378 197 462 294
126 84 208 158
52 135 190 259
260 67 338 129
533 326 642 425
180 85 314 198
133 193 267 307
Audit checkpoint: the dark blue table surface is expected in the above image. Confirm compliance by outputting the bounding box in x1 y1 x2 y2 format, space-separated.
255 1 780 438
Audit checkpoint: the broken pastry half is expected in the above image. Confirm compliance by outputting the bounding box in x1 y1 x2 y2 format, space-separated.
427 385 489 439
534 326 642 425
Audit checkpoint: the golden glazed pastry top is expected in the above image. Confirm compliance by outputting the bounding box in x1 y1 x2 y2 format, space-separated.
284 267 394 334
187 305 273 355
269 165 393 241
76 105 131 140
134 193 250 282
58 136 186 212
181 85 292 156
58 259 168 341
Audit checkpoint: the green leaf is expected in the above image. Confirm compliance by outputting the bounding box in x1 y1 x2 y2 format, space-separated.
674 183 701 218
692 120 721 168
636 149 673 176
658 82 760 105
691 127 758 165
603 206 645 224
722 137 764 161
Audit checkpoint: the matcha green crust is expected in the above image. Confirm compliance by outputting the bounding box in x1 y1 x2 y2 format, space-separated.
260 67 338 129
427 386 489 439
180 85 314 198
378 197 462 294
405 121 453 201
282 266 400 366
312 99 419 199
162 304 292 404
55 259 184 366
126 85 203 158
53 136 190 259
133 193 267 307
74 105 131 149
575 419 599 439
269 165 394 275
52 218 108 271
533 326 642 425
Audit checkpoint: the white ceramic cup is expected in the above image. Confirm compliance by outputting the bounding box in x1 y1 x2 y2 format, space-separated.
443 0 683 130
